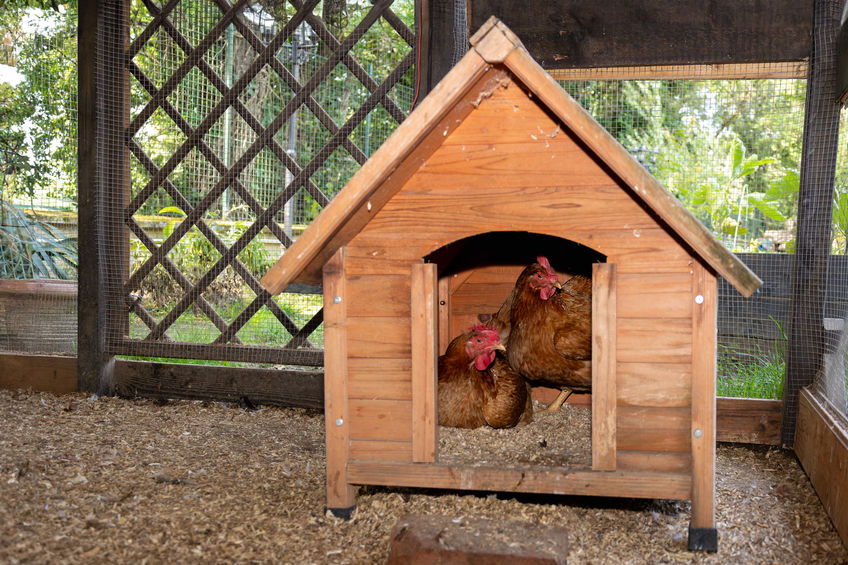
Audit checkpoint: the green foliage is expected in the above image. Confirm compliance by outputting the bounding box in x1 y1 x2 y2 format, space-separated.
716 355 785 399
717 317 787 399
567 77 804 252
0 198 77 278
0 2 77 201
130 206 275 309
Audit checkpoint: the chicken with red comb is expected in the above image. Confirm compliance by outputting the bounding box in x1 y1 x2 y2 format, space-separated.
505 256 592 413
438 325 533 429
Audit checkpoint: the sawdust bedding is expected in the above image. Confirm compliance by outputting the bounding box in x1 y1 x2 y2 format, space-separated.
0 388 845 564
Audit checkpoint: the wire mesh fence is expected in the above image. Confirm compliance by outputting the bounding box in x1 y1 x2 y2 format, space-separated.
1 1 846 409
550 64 808 401
117 0 415 366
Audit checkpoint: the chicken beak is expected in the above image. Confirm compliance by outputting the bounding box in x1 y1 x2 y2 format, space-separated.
491 343 506 352
553 280 562 290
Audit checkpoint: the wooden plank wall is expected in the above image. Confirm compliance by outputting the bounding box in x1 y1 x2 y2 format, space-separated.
795 388 848 548
344 247 415 463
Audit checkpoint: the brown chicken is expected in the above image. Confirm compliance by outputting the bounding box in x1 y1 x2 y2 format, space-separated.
505 256 592 413
438 325 533 429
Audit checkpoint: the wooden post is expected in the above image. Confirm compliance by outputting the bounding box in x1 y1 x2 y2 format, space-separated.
783 0 843 448
592 262 616 471
78 0 129 395
323 248 357 516
689 263 717 552
420 0 468 96
411 263 438 463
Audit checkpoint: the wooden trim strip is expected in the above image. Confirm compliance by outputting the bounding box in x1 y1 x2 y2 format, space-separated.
0 353 77 394
411 262 438 463
347 461 692 500
322 248 357 509
547 61 808 81
112 340 324 367
0 279 78 297
716 397 782 445
592 262 617 470
690 264 717 529
795 387 848 548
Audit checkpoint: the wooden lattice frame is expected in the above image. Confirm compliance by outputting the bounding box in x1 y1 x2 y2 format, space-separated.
112 0 414 364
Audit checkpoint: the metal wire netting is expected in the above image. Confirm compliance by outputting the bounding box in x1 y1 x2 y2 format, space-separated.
116 0 415 366
1 1 846 411
550 64 808 401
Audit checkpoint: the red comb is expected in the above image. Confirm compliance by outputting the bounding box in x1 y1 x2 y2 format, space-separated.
470 324 499 338
537 255 555 276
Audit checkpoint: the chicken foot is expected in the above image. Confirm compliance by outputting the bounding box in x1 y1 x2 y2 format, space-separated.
540 387 573 413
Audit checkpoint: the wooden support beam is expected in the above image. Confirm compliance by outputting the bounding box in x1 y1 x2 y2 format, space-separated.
784 0 843 448
469 0 811 69
411 262 438 462
113 360 323 409
420 0 468 96
836 1 848 103
0 354 782 445
77 0 130 395
548 62 807 82
348 462 692 500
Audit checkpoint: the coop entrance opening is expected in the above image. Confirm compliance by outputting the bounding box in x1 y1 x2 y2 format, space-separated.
420 231 607 470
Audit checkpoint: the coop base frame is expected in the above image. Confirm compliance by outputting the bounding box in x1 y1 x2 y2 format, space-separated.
336 461 716 551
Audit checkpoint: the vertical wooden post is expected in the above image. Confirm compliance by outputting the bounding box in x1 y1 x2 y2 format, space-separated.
420 0 468 96
78 0 128 395
411 263 438 463
783 0 843 447
592 262 616 471
689 264 718 552
323 248 357 516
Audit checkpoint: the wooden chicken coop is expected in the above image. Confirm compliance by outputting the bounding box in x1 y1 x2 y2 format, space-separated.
261 18 762 551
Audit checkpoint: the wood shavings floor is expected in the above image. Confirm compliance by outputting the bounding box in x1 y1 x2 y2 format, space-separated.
0 389 845 564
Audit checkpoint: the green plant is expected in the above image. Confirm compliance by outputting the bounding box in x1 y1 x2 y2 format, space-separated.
0 199 77 279
717 316 787 399
717 354 785 399
130 206 277 309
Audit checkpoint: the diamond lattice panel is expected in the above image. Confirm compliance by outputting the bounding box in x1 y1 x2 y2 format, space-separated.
115 0 415 364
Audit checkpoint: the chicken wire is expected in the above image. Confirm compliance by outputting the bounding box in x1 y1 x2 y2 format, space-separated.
548 64 810 401
1 0 845 414
109 0 415 366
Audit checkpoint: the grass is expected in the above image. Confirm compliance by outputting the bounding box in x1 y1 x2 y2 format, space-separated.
126 293 324 366
717 356 785 399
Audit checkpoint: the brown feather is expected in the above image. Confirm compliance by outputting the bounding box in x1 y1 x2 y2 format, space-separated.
438 328 532 429
506 261 593 392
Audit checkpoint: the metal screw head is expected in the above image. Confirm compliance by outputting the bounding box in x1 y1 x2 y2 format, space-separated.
333 296 342 304
694 294 704 304
693 428 703 438
335 418 343 427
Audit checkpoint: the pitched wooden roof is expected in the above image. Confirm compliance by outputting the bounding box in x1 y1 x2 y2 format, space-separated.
261 17 762 298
